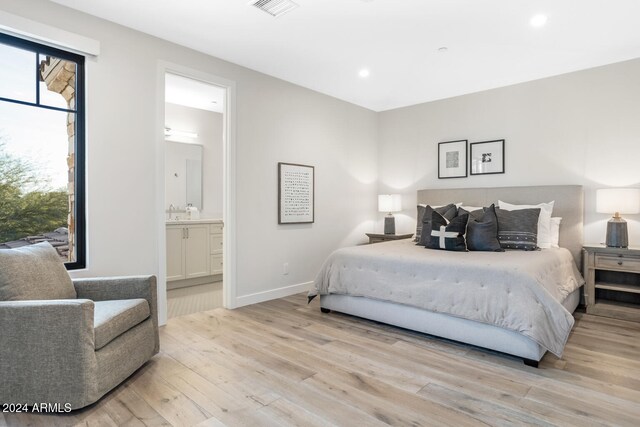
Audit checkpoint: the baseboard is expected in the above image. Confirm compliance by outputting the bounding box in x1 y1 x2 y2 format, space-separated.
167 274 223 291
234 281 312 308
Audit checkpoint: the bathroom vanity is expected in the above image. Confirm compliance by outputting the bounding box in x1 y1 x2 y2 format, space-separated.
166 219 223 286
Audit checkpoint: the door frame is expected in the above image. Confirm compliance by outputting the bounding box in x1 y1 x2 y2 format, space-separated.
156 61 237 325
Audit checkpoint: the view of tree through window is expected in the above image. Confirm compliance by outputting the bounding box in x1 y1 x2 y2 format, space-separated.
0 34 85 269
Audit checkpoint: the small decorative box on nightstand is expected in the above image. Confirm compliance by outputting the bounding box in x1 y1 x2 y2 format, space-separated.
582 245 640 321
366 233 413 244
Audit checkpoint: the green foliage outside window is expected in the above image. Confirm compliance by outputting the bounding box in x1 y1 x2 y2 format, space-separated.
0 141 68 243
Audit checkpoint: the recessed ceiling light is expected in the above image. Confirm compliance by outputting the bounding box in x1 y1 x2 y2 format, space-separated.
358 68 370 78
530 14 548 28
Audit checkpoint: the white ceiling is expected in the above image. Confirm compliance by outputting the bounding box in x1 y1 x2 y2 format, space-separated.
165 73 225 113
51 0 640 112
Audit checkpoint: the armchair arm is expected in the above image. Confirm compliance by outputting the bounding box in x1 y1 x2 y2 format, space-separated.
73 275 159 353
0 299 97 406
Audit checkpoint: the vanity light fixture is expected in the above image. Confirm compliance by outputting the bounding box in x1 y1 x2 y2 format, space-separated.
164 127 198 139
250 0 299 18
358 68 370 78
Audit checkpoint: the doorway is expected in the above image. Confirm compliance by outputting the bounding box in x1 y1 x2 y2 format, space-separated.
156 63 236 324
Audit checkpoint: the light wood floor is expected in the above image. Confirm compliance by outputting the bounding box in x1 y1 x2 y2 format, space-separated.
5 293 640 426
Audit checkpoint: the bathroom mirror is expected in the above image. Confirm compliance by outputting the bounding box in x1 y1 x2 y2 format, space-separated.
165 141 202 210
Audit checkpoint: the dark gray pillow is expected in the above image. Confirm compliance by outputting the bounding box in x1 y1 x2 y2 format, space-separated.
415 205 427 242
458 206 484 221
425 211 469 251
0 242 76 301
495 208 541 251
460 204 503 252
418 204 457 246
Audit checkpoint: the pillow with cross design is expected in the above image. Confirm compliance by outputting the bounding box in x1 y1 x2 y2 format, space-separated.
425 211 469 251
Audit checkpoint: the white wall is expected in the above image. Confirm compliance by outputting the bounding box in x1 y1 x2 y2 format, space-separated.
165 103 223 217
378 58 640 246
234 77 378 302
10 0 638 314
1 1 377 312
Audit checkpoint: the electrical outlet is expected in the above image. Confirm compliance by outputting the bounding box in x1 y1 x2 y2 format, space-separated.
283 262 289 275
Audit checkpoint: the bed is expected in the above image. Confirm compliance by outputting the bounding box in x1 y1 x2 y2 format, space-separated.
310 185 585 366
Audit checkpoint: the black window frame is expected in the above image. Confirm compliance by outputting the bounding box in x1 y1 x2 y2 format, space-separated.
0 32 86 270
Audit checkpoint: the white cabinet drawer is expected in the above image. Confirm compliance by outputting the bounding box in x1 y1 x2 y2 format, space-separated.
210 234 223 255
210 224 223 234
210 254 223 275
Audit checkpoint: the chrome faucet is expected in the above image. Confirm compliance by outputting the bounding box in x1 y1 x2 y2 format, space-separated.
168 204 175 220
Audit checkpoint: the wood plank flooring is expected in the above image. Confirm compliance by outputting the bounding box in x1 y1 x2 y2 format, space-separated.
6 293 640 426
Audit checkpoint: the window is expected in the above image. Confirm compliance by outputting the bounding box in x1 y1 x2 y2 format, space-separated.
0 33 85 269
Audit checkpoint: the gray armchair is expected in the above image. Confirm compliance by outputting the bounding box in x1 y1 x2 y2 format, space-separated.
0 275 159 410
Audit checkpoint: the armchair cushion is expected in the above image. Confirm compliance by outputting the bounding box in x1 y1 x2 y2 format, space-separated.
0 242 76 301
94 299 150 350
74 276 159 353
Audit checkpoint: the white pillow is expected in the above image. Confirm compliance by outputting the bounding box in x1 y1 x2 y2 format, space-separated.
549 217 562 248
460 205 483 212
418 202 463 208
498 200 555 249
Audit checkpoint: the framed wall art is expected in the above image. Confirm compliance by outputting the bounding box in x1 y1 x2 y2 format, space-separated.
438 140 468 179
278 162 315 224
470 139 505 175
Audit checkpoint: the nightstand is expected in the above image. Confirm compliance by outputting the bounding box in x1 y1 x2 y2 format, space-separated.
583 245 640 321
366 233 413 244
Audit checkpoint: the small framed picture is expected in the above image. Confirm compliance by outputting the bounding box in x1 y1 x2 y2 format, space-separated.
470 139 505 175
438 140 468 179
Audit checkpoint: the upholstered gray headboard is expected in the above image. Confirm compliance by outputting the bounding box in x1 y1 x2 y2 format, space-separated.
417 185 584 266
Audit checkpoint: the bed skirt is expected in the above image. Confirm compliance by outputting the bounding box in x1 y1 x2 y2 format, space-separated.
319 286 581 362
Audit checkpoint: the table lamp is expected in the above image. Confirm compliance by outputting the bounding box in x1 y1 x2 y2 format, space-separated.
378 194 402 235
596 188 640 248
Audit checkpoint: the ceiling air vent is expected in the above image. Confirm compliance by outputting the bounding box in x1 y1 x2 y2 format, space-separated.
250 0 299 18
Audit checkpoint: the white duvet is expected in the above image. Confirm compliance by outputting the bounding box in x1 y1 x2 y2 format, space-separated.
310 240 584 357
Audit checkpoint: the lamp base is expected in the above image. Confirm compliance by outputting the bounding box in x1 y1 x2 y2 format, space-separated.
384 215 396 235
605 217 628 248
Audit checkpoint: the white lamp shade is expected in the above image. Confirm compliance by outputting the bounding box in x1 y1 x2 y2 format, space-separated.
596 188 640 214
378 194 402 213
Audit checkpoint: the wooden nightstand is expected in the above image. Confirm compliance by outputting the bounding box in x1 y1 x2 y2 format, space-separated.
583 245 640 321
366 233 413 244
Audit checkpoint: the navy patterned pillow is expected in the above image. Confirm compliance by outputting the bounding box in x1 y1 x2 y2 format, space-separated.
495 208 541 250
425 211 469 251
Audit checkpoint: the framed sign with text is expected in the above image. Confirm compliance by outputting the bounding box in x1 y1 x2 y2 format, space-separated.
278 162 315 224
